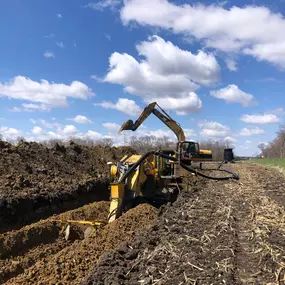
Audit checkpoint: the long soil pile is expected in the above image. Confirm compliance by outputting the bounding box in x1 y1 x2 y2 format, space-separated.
0 140 134 232
5 203 157 285
84 163 285 285
0 201 109 284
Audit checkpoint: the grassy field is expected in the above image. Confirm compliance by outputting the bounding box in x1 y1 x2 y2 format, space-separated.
249 158 285 169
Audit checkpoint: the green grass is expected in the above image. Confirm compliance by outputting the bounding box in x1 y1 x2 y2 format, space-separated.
249 158 285 169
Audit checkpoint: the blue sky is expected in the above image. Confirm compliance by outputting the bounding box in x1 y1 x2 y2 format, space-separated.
0 0 284 155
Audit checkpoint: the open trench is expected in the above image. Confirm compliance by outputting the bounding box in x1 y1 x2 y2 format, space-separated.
0 177 158 284
0 179 110 234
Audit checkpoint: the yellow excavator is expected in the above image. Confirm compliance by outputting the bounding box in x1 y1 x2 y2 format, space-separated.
107 102 238 223
56 102 238 236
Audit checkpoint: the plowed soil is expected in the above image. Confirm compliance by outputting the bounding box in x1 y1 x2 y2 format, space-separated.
0 201 109 284
84 163 285 285
4 203 157 285
0 140 134 232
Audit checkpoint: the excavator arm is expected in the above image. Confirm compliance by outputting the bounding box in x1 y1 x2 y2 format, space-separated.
119 102 186 142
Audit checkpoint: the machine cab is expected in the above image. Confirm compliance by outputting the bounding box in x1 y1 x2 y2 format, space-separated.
180 141 200 160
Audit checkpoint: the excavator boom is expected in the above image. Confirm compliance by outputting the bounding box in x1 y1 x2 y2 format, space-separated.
119 102 186 142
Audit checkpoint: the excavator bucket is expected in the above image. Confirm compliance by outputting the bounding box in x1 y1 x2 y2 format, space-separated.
119 120 134 132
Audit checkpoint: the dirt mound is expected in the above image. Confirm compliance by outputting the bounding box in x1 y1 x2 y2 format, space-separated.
5 203 157 285
0 201 109 284
83 164 285 285
0 140 134 199
0 140 135 232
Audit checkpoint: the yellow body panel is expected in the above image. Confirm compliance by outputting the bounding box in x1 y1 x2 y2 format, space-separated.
124 155 142 163
108 183 125 223
199 149 212 155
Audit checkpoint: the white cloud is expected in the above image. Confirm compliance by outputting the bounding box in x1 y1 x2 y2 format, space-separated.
85 0 121 11
104 35 219 114
210 84 257 107
85 130 102 140
266 108 285 115
56 13 63 18
0 76 94 109
224 136 237 143
240 127 265 136
225 58 238 71
56 41 65 48
22 103 50 111
27 125 103 142
90 75 104 82
30 119 61 129
32 126 45 135
121 0 285 68
0 126 21 139
68 115 92 124
148 93 202 115
240 113 280 124
199 121 230 138
95 98 141 116
62 125 77 135
184 129 197 140
44 51 55 58
103 122 120 132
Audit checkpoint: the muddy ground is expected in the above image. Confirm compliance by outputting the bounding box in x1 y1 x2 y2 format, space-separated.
0 140 134 232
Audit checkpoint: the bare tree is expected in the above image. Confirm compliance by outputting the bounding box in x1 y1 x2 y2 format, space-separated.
258 124 285 158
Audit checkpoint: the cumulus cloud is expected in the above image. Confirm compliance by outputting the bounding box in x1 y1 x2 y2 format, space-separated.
210 84 257 107
68 115 92 124
104 35 219 114
199 121 230 138
147 93 202 115
121 0 285 68
0 76 94 110
85 0 121 11
224 136 237 143
44 51 55 58
27 124 103 142
62 125 77 135
240 113 280 124
103 122 121 132
240 127 265 136
32 126 45 135
95 98 141 116
0 126 21 139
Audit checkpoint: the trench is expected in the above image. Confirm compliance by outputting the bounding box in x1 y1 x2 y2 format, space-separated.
0 179 110 234
0 201 110 284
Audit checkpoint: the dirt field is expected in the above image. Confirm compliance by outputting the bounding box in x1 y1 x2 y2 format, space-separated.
84 163 285 285
1 142 285 285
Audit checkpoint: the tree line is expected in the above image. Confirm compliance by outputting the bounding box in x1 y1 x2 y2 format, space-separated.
1 134 233 161
258 125 285 158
